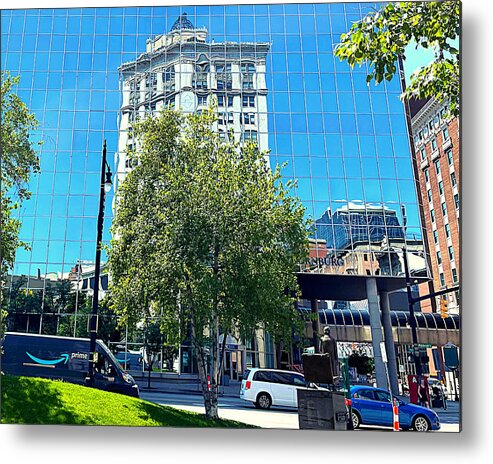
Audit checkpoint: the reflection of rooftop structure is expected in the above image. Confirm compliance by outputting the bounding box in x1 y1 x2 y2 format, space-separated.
313 202 405 251
69 260 108 299
307 203 426 278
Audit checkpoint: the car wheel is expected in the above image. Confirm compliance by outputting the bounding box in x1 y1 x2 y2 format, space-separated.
256 392 272 409
412 415 431 432
351 410 361 429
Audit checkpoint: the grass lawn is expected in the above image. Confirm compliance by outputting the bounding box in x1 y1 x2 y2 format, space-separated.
0 375 254 427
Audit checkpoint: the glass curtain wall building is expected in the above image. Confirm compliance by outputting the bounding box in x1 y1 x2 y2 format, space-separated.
1 3 426 371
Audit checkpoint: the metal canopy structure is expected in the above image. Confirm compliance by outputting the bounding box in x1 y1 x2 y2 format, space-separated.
296 272 430 301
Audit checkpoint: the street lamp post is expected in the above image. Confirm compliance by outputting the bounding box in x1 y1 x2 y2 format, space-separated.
400 205 422 378
86 140 112 387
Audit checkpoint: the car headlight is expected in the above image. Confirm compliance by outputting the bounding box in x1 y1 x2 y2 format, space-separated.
123 373 135 384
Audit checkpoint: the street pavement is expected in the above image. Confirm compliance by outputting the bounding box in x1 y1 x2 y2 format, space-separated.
136 377 460 432
432 400 461 432
140 390 300 429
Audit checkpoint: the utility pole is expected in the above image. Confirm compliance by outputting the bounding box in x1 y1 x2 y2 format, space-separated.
401 205 421 377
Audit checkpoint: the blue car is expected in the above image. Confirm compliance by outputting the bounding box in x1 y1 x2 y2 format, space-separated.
349 386 440 432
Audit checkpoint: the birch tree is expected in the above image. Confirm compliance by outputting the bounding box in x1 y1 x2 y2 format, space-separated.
108 108 309 419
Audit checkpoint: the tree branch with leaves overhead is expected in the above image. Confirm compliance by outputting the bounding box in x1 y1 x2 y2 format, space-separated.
334 1 460 116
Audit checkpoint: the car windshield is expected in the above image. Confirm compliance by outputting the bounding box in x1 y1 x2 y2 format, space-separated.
97 341 123 373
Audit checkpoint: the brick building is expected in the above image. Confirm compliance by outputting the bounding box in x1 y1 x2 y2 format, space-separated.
410 99 460 315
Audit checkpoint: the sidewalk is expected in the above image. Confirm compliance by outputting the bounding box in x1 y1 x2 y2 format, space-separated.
397 394 460 425
133 373 242 398
432 399 460 425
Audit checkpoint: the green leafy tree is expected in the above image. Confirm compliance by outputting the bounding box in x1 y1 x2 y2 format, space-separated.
1 72 40 334
140 320 164 388
57 290 92 338
109 108 309 419
334 1 460 116
348 350 375 377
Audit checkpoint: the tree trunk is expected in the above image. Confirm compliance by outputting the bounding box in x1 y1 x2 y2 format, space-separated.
147 359 152 389
190 306 217 419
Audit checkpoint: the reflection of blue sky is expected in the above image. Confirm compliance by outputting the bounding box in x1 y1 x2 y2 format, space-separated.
2 3 427 275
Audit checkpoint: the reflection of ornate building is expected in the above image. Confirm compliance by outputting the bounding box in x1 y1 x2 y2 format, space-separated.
410 98 460 314
116 13 270 189
115 14 273 377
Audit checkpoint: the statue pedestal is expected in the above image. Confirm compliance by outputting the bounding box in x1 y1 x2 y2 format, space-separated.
297 389 348 430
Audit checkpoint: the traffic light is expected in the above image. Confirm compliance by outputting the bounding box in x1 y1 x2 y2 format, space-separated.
440 297 449 318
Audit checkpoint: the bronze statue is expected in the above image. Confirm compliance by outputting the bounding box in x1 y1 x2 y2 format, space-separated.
320 326 338 378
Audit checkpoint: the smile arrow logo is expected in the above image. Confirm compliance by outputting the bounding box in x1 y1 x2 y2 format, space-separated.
26 352 69 365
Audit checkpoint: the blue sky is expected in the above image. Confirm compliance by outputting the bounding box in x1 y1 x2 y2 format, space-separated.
403 38 460 83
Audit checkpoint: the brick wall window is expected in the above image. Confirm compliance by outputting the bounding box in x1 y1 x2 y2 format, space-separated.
435 159 441 175
447 149 453 165
438 181 444 195
454 193 460 209
441 201 447 216
451 172 457 187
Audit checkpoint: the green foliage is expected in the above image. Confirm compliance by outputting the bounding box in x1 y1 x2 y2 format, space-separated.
1 73 41 279
109 107 309 343
348 350 375 376
334 1 460 116
108 107 310 417
1 375 253 427
1 275 120 342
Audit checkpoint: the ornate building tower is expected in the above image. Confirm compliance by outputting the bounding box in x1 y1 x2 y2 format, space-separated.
116 13 270 189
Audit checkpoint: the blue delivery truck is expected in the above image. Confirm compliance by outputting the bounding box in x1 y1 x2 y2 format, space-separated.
1 332 139 397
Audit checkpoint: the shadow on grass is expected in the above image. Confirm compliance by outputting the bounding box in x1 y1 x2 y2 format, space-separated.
1 375 82 425
134 400 254 428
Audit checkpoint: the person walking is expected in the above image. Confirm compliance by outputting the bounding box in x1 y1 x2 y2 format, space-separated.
418 377 430 408
439 380 447 410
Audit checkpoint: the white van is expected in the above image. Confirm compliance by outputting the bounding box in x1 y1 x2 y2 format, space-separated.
240 368 313 409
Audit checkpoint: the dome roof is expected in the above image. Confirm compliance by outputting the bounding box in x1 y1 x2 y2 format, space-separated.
170 13 194 32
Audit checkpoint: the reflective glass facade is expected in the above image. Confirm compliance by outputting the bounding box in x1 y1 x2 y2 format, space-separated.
1 3 426 336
